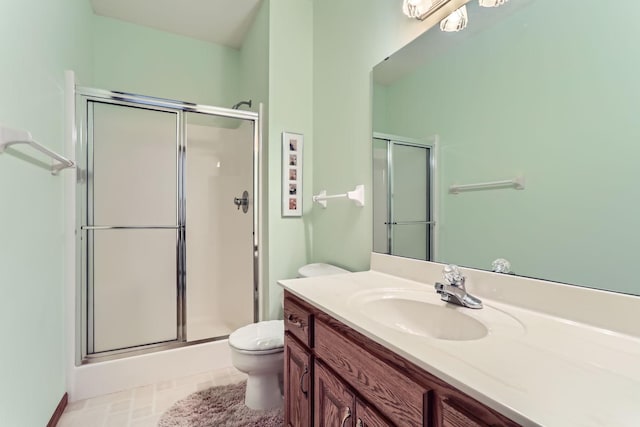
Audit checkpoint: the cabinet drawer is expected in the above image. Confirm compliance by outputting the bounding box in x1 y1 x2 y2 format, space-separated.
315 320 430 426
441 398 484 427
438 395 518 427
284 295 313 347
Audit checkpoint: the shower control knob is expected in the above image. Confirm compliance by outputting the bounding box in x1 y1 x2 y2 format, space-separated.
233 190 249 213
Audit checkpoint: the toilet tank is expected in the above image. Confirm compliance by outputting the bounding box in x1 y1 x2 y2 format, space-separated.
297 263 349 278
280 263 349 310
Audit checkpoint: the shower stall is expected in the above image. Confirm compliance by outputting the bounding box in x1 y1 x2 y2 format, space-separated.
75 88 260 364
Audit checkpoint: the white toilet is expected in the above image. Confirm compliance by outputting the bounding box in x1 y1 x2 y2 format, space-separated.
228 262 349 410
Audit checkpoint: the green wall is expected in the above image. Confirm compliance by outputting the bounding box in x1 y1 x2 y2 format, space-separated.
239 0 271 316
265 0 314 318
311 0 464 271
239 0 269 111
375 0 640 294
92 15 241 107
0 0 93 425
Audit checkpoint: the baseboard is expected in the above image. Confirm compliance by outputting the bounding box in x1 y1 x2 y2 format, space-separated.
47 393 68 427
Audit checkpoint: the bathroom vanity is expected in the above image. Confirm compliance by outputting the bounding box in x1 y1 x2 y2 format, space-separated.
279 254 640 426
283 291 517 426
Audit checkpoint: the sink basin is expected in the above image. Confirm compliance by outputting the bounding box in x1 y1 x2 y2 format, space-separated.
349 288 524 341
360 297 488 341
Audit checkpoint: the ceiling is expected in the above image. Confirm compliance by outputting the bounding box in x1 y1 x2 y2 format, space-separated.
90 0 263 49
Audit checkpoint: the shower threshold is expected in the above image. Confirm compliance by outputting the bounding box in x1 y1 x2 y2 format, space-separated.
81 334 229 365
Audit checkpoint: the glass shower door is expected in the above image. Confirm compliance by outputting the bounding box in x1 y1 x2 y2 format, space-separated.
85 101 180 354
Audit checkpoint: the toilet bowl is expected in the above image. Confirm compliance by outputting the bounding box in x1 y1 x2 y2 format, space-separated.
228 320 284 410
228 263 349 410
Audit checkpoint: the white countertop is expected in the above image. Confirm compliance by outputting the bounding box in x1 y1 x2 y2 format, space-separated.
279 267 640 427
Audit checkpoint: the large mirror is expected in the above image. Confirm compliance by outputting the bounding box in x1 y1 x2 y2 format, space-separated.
372 0 640 296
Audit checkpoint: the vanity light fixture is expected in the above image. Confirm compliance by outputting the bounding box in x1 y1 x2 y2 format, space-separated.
479 0 509 7
402 0 433 19
440 5 468 32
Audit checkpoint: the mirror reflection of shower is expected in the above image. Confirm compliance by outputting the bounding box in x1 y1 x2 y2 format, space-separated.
372 134 435 261
76 88 260 363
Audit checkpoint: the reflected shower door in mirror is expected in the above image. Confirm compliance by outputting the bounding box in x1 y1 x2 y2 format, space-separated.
372 0 640 296
373 134 434 261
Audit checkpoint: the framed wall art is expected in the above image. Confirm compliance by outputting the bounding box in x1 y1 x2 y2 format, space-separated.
282 132 303 217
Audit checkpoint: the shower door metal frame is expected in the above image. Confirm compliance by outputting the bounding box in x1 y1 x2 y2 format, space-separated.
373 132 437 261
75 87 261 365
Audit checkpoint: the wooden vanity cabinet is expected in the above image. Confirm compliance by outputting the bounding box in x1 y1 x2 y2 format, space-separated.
315 360 391 427
283 295 313 347
284 294 315 426
284 335 312 427
283 291 519 427
356 398 393 427
315 319 428 425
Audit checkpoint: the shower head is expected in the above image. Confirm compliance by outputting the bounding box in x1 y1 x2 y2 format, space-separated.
232 99 252 110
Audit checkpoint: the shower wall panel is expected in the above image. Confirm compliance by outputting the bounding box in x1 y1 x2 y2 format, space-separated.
185 117 254 341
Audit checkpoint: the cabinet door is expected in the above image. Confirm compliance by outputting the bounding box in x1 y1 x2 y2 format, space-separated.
315 320 429 425
355 399 392 427
284 334 312 427
315 361 355 427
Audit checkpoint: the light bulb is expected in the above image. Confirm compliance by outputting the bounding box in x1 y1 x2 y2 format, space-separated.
479 0 509 7
440 5 468 32
402 0 433 19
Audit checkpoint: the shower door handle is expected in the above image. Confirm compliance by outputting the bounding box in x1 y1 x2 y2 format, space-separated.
233 190 249 213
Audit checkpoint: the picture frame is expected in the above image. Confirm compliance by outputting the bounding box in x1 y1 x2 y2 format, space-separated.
282 132 303 217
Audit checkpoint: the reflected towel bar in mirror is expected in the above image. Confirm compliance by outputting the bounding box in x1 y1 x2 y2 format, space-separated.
449 176 525 194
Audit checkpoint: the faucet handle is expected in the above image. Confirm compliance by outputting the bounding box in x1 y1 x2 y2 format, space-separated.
443 264 464 286
491 258 511 274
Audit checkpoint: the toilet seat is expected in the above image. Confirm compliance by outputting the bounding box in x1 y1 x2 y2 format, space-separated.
228 320 284 352
229 346 283 356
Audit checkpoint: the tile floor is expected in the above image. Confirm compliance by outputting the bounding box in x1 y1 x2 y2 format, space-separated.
58 367 247 427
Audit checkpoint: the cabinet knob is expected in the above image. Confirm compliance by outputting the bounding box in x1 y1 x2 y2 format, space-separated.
356 419 364 427
341 407 352 427
287 313 303 328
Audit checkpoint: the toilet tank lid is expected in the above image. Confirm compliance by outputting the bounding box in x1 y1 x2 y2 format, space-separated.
229 320 284 351
298 263 349 278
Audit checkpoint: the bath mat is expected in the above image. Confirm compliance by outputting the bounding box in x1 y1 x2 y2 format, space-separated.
157 381 283 427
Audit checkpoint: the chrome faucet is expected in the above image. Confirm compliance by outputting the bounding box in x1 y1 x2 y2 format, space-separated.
434 264 483 309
